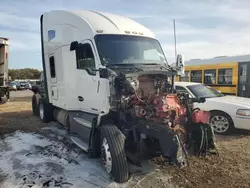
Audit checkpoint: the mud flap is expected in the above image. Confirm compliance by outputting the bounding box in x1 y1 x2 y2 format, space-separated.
136 121 188 168
190 123 218 156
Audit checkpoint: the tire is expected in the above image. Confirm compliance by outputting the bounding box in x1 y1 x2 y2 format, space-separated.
100 124 129 183
32 95 39 116
38 98 54 123
0 95 7 104
210 111 235 135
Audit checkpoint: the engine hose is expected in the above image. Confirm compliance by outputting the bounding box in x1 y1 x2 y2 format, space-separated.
213 145 220 156
196 124 219 157
204 128 208 157
209 135 220 156
201 126 208 157
196 125 205 157
204 124 219 156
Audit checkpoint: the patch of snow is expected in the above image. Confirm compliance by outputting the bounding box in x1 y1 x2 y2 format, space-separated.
41 126 67 136
0 130 112 188
0 126 161 188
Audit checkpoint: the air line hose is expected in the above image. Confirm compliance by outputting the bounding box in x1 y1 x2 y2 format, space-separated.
196 125 205 157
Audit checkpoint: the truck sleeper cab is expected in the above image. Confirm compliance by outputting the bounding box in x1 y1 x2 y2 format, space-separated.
32 10 192 183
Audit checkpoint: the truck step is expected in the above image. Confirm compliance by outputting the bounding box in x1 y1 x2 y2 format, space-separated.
72 117 92 128
70 136 89 152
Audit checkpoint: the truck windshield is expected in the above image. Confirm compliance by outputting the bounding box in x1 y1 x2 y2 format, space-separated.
187 84 224 98
94 34 167 66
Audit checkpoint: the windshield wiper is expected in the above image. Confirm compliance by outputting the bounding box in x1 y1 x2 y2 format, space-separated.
140 63 171 70
106 63 143 71
141 63 158 65
106 63 136 66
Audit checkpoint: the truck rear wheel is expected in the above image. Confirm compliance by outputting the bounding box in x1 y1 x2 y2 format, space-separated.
100 124 129 183
38 99 54 123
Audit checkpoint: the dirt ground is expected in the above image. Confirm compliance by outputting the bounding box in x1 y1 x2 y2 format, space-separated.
1 90 250 188
0 91 53 135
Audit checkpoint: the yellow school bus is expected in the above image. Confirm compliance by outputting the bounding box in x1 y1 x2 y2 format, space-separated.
175 54 250 97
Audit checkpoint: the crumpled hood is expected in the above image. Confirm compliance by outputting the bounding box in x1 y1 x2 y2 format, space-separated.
207 95 250 108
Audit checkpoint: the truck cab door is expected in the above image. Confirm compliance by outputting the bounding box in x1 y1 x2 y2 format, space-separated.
74 40 102 113
69 40 107 150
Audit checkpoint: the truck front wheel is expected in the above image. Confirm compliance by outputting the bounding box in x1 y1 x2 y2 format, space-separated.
100 124 129 183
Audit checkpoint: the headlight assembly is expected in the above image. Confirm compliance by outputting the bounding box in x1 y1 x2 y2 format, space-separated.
236 109 250 116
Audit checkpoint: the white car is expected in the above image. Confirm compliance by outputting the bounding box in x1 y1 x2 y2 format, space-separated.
8 82 17 91
175 82 250 135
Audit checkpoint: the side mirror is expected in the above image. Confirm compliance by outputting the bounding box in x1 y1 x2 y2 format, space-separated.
176 54 185 76
70 41 79 51
199 97 206 103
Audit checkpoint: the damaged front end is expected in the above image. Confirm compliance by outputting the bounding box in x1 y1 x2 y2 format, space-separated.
107 64 217 168
134 119 188 168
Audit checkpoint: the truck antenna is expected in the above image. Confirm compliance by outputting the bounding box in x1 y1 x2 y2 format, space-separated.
173 19 177 61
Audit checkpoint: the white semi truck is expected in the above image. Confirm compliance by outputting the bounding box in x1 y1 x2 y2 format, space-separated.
31 10 216 183
0 37 10 102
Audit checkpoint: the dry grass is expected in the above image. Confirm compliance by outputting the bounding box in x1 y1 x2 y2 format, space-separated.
164 137 250 188
0 96 47 134
1 94 250 188
140 133 250 188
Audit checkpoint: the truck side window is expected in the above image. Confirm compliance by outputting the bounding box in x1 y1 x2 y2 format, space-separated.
49 56 56 78
76 43 95 70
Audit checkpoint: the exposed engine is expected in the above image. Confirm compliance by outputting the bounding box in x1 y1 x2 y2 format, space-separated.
109 71 187 130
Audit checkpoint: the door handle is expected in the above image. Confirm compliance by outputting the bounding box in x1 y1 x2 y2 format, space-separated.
78 96 84 102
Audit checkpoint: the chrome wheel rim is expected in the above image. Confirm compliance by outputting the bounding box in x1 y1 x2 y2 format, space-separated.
39 103 44 120
210 115 229 133
101 137 112 174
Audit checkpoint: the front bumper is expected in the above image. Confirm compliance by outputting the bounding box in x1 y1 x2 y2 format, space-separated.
135 119 187 168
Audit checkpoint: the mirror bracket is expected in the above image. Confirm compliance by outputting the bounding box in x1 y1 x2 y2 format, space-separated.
85 68 100 76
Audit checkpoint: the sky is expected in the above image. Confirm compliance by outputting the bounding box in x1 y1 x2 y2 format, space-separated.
1 0 250 70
